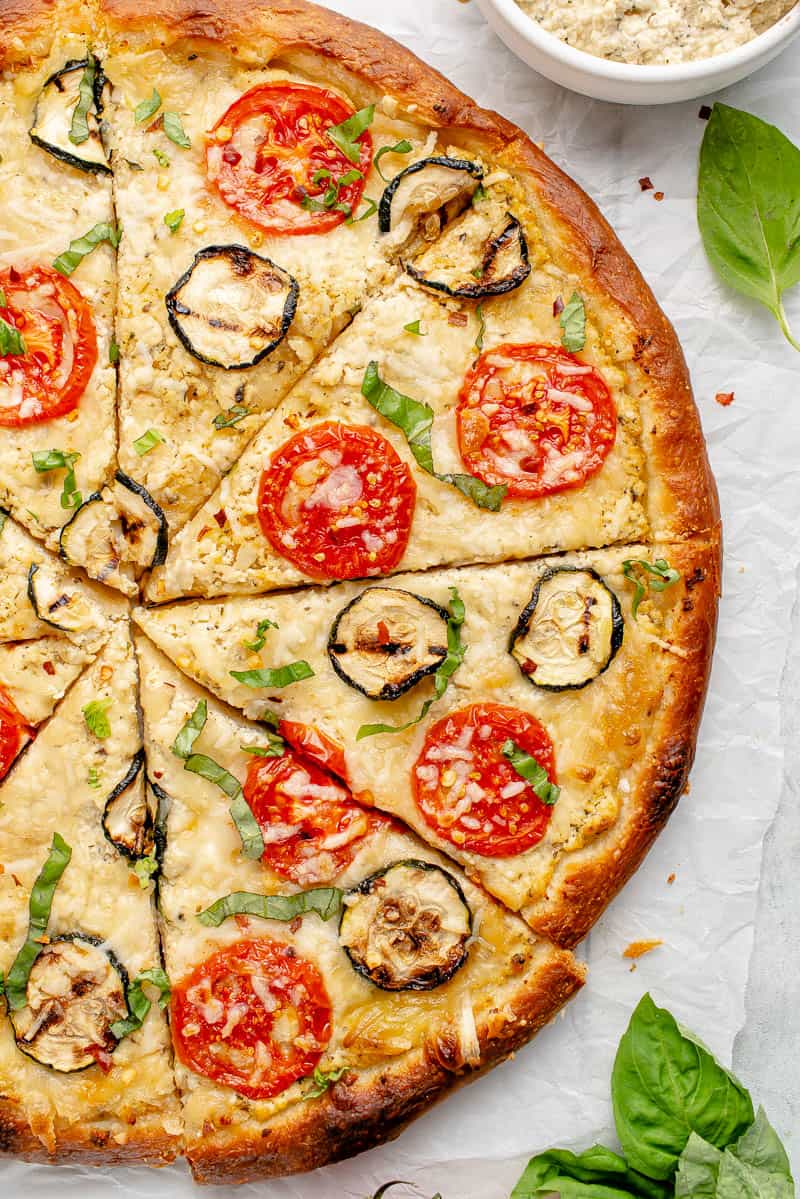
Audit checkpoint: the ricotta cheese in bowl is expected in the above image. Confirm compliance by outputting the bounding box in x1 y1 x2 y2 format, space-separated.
514 0 798 64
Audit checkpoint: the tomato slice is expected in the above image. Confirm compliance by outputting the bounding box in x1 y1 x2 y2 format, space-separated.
279 719 349 782
258 422 416 580
0 266 98 428
171 938 331 1100
0 687 30 781
413 702 557 857
206 82 372 236
456 343 616 499
244 739 378 885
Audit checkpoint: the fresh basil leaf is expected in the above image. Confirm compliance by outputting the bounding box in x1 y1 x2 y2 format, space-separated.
475 301 486 352
676 1113 795 1199
132 854 159 889
243 617 278 652
240 732 286 758
512 1145 670 1199
357 586 465 739
68 55 97 146
698 103 800 353
675 1134 723 1198
611 993 755 1181
327 104 374 164
111 967 170 1039
135 87 161 123
53 222 122 276
197 886 343 927
230 661 315 689
715 1150 794 1199
0 316 25 356
502 739 560 805
735 1108 794 1180
82 698 113 739
32 448 82 510
374 139 413 181
227 788 264 859
5 833 72 1011
153 147 170 167
306 1064 350 1098
163 110 190 148
164 208 184 233
109 337 120 365
622 558 681 619
560 290 586 352
404 320 425 336
133 428 165 456
213 403 251 429
361 362 507 509
171 699 207 759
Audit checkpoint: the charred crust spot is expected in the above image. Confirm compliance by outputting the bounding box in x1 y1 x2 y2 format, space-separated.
685 567 706 590
648 735 691 829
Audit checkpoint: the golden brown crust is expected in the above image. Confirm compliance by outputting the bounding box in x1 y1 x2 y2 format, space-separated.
0 1100 178 1167
522 534 722 948
187 947 585 1185
0 0 95 69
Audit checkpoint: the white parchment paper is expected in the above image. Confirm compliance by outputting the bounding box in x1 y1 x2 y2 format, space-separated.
4 2 799 1194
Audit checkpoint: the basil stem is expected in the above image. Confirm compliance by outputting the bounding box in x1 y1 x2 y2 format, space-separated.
110 967 171 1040
197 886 343 928
5 833 72 1011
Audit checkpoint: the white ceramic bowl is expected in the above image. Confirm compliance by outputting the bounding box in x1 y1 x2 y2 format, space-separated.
477 0 800 103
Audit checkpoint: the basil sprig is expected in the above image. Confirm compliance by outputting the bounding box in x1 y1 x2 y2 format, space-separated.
230 661 315 689
510 994 791 1199
357 586 466 739
53 222 122 276
110 967 171 1040
502 740 560 806
560 291 586 352
5 833 72 1011
242 617 278 652
328 104 374 164
0 316 25 356
374 139 413 181
31 449 82 509
622 558 681 619
69 55 98 146
134 87 161 123
361 362 507 511
698 103 800 354
197 886 343 928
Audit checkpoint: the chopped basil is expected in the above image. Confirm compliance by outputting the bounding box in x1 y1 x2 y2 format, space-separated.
164 208 184 233
108 337 120 365
0 287 6 306
134 87 161 123
87 766 102 789
5 833 72 1011
230 661 315 689
132 854 158 888
53 221 122 277
197 886 343 928
307 1065 350 1098
0 316 25 357
475 302 486 353
348 197 378 223
133 428 165 456
622 558 681 619
404 320 425 336
502 739 560 805
361 362 507 511
357 587 466 739
110 967 170 1040
243 617 278 652
472 183 488 205
184 754 244 799
228 789 264 859
374 139 413 181
82 697 113 740
31 449 81 510
560 291 586 352
327 104 374 164
162 111 190 148
302 167 363 216
241 731 286 758
68 54 97 146
212 403 251 429
153 147 170 167
171 699 207 759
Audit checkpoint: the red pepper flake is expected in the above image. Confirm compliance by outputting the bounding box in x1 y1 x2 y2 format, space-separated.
448 311 469 327
553 295 564 316
153 770 163 779
42 660 55 676
715 391 734 407
698 105 712 120
213 508 227 528
289 915 303 933
654 191 665 202
667 872 676 885
11 873 22 886
234 913 250 931
197 525 212 540
87 1044 114 1074
638 176 654 191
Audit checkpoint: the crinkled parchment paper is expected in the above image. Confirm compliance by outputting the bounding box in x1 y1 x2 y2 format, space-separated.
3 2 798 1194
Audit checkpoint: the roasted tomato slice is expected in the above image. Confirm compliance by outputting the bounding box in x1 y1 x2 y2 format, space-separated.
456 343 616 499
258 422 416 580
279 719 349 782
244 739 379 885
412 702 557 857
206 82 372 237
171 938 331 1100
0 266 98 428
0 687 30 781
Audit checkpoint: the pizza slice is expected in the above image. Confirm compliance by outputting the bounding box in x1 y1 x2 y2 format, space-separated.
0 22 117 548
135 632 584 1183
0 620 181 1164
135 534 719 947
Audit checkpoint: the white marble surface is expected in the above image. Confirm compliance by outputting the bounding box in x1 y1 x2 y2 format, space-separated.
2 3 798 1195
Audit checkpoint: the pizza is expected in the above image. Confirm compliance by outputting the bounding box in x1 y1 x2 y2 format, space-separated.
0 0 720 1187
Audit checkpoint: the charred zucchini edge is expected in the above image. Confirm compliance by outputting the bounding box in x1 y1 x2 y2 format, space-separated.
28 58 111 176
406 213 531 299
101 749 150 860
378 156 485 235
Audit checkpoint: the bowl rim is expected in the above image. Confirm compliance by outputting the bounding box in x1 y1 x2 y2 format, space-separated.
479 0 800 81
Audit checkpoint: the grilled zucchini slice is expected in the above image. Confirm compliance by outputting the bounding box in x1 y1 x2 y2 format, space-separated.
340 860 472 992
165 244 299 370
10 934 128 1073
26 563 99 635
407 213 531 299
328 587 449 700
101 751 156 860
510 567 624 691
29 58 110 175
378 157 484 247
